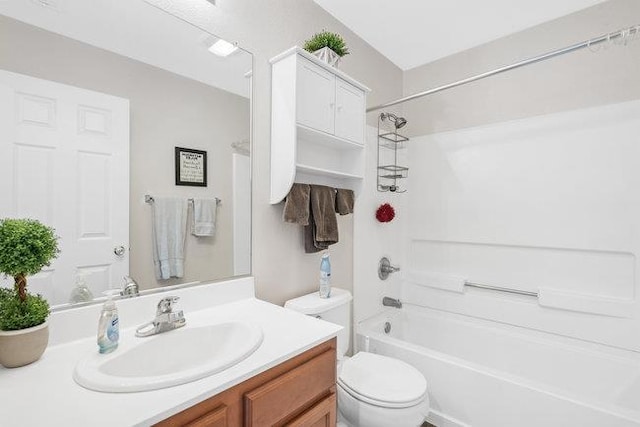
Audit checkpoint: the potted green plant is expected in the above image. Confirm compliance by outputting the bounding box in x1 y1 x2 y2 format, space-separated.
0 218 59 368
303 30 349 68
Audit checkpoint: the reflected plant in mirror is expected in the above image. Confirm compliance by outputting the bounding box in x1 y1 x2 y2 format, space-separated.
0 0 252 310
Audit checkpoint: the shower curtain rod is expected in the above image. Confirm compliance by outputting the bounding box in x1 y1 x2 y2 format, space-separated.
367 24 640 113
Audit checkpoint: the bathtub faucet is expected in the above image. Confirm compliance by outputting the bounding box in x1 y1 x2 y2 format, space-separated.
378 257 400 280
382 296 402 309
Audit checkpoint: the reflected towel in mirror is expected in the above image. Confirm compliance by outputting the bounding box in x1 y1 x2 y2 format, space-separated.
152 197 188 280
191 198 218 237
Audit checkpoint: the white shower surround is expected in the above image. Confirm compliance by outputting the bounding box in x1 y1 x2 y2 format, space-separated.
405 99 640 352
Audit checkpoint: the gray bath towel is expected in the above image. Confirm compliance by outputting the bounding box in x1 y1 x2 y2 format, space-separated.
304 223 326 253
304 185 338 253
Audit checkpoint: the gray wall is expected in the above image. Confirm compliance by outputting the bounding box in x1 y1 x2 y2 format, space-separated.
403 0 640 137
147 0 404 305
0 15 250 291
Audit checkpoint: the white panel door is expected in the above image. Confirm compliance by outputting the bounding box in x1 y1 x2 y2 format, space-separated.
296 57 335 134
334 77 365 144
0 70 130 305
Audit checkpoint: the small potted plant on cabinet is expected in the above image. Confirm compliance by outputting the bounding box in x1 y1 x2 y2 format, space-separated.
0 218 59 368
303 30 350 67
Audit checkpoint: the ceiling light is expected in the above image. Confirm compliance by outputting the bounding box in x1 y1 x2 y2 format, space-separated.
208 39 238 57
30 0 60 11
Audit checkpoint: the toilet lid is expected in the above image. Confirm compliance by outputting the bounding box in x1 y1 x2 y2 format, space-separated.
338 352 427 408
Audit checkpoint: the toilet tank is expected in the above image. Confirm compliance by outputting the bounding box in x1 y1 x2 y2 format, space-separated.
284 288 352 358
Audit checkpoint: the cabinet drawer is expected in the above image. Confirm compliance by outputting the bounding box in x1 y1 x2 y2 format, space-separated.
284 392 336 427
244 349 336 426
184 405 227 427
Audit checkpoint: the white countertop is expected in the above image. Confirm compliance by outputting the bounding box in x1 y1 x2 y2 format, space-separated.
0 278 341 426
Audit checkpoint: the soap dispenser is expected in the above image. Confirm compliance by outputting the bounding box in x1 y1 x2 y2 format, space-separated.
69 272 94 304
97 290 120 354
319 251 331 298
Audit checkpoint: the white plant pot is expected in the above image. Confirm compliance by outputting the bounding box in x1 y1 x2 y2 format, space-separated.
312 46 341 68
0 321 49 368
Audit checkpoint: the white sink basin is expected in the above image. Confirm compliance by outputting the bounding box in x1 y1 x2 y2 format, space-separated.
73 321 263 392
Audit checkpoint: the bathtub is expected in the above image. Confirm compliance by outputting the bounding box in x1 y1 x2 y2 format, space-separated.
356 305 640 427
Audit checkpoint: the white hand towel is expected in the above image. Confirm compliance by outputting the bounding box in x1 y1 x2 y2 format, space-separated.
152 197 188 280
191 198 217 237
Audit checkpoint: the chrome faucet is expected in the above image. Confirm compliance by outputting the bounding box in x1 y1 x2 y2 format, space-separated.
120 276 139 298
382 296 402 309
135 296 186 337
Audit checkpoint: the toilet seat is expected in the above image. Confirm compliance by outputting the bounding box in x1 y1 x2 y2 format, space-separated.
338 352 427 409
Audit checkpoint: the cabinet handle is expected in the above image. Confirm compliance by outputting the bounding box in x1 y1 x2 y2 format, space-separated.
337 105 343 111
329 102 335 109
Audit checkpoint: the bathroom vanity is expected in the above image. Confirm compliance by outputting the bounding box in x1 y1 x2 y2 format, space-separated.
0 277 341 427
157 339 336 426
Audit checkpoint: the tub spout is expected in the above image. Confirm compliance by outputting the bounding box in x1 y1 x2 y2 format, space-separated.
382 296 402 309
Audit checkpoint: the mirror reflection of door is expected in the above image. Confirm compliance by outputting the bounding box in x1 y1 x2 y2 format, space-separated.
232 152 250 276
0 71 130 305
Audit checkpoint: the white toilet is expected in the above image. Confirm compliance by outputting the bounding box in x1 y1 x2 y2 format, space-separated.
285 288 429 427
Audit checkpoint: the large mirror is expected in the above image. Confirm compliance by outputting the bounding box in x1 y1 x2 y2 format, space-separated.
0 0 252 308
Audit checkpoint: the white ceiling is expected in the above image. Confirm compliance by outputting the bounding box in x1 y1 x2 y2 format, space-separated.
0 0 252 97
314 0 608 70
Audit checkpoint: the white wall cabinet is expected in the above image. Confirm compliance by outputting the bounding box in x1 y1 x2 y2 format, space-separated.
270 47 370 204
296 58 336 134
334 76 365 143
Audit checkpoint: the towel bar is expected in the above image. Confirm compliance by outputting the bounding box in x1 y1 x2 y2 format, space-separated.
465 281 538 298
144 195 220 204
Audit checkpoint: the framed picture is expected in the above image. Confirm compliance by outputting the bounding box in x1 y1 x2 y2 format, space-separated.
175 147 207 187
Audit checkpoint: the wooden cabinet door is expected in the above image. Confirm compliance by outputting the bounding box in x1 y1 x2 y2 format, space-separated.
334 77 365 144
284 393 336 427
244 350 336 426
296 57 335 134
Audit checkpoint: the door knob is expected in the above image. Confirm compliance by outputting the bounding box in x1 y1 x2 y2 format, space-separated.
114 246 126 257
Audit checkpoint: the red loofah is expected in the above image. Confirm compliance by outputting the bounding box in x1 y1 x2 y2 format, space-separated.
376 203 395 223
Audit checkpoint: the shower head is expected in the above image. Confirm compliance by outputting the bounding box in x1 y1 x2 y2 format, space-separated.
380 112 407 129
394 116 407 129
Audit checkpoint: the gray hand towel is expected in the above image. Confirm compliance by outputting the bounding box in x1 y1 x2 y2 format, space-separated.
283 183 311 225
335 188 354 215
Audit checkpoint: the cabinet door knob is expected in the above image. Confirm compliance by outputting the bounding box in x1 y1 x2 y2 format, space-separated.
114 246 126 257
329 102 335 108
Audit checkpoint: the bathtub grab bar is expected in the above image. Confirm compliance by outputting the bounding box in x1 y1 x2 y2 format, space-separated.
465 281 538 298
